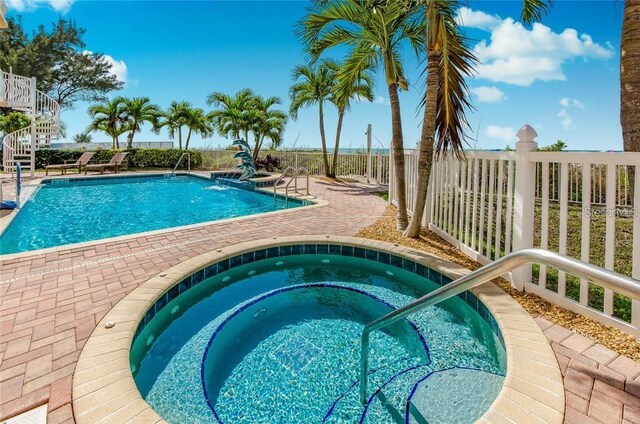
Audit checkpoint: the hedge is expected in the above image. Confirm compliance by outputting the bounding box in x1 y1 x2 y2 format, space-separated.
34 148 203 170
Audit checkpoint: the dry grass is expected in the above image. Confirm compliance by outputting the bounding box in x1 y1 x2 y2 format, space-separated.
356 205 640 361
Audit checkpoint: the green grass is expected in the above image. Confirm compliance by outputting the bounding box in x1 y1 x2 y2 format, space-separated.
373 191 389 201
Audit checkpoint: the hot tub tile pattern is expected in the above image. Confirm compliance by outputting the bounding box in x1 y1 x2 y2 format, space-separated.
71 236 564 424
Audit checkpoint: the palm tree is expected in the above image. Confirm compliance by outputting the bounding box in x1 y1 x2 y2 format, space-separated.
184 107 214 150
300 0 424 228
329 64 374 177
72 131 92 143
251 95 288 159
403 0 555 238
155 101 190 149
120 97 161 148
87 97 127 148
207 88 255 142
621 1 640 152
404 0 476 238
289 61 336 176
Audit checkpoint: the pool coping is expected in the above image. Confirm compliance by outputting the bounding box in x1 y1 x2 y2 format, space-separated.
0 171 325 261
71 236 565 424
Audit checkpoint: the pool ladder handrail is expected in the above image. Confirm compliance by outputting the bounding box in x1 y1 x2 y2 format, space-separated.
273 166 296 196
284 167 309 199
171 152 191 176
359 248 640 404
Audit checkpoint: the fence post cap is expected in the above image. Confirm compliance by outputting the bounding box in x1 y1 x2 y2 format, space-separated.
516 125 538 143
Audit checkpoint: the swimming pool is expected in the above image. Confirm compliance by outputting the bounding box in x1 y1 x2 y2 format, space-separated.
130 244 507 423
0 174 306 255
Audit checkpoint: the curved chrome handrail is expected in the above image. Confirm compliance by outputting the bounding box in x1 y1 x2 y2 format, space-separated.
359 248 640 403
171 152 191 175
284 166 309 198
273 166 296 198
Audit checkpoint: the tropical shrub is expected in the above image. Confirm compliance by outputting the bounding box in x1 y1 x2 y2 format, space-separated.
35 148 202 169
254 155 281 172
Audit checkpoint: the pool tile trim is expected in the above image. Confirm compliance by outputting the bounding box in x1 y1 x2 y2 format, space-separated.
71 236 564 424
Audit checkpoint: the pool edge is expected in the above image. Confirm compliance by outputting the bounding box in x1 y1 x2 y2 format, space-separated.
71 236 564 424
0 171 326 261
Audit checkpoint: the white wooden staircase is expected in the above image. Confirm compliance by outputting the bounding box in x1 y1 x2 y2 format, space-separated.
1 68 61 176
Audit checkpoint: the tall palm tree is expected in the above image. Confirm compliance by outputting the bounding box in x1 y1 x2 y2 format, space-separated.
621 0 640 152
155 101 190 150
184 107 214 150
404 0 476 238
207 88 255 142
289 61 336 175
120 97 161 148
403 0 554 238
329 64 374 177
300 0 425 228
251 95 288 159
87 97 127 149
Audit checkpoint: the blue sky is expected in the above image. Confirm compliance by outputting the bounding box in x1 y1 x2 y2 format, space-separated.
5 0 624 151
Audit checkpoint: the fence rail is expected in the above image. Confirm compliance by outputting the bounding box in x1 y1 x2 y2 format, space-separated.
390 126 640 336
198 149 390 185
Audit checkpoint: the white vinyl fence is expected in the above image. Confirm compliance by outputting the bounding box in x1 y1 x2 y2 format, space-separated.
391 125 640 336
199 149 390 185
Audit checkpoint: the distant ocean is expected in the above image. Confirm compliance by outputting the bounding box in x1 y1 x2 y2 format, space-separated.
281 147 390 154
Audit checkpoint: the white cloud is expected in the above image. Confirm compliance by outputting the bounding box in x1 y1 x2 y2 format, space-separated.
560 97 585 109
464 8 613 86
558 109 573 129
456 7 502 31
6 0 74 13
102 55 128 84
83 51 128 84
485 125 516 142
470 86 507 103
372 96 389 105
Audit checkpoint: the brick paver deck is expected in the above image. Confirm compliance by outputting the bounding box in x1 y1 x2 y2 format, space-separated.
0 177 386 422
536 317 640 424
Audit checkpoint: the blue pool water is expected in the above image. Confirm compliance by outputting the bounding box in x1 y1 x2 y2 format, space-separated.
0 175 304 254
131 254 506 424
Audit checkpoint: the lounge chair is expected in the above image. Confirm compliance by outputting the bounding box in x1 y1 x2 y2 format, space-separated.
45 152 96 175
84 152 129 175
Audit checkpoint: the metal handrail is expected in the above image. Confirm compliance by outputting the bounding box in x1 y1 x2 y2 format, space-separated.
171 152 191 176
359 248 640 403
273 166 296 198
284 166 309 198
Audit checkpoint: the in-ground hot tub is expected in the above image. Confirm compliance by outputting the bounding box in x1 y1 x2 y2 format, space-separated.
72 237 565 424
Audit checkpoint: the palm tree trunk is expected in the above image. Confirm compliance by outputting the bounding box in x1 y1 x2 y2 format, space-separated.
330 108 345 178
621 0 640 152
112 136 117 149
185 128 192 150
405 52 440 238
127 131 134 149
115 135 120 149
388 83 409 230
178 128 183 150
253 135 261 160
318 101 331 177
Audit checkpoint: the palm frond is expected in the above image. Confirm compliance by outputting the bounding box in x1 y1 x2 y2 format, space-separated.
521 0 553 25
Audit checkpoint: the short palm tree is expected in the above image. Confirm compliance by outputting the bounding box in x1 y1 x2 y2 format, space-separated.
72 131 92 143
329 63 374 177
300 0 424 227
207 88 255 142
87 97 127 149
183 107 214 150
289 60 337 176
251 95 288 159
121 97 161 148
155 101 191 149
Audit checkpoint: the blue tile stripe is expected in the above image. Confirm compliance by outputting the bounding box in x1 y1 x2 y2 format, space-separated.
199 283 432 423
132 243 505 353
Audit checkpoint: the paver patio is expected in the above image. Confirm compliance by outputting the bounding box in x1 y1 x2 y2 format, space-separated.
0 174 638 423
